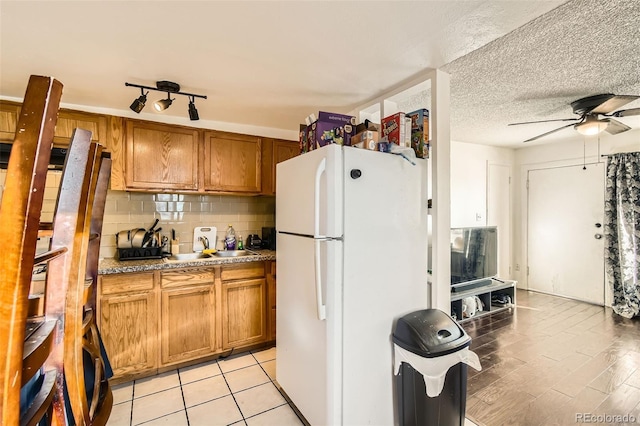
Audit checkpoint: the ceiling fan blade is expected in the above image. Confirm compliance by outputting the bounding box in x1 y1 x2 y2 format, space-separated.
522 122 579 143
611 107 640 118
604 118 631 135
591 95 640 114
508 118 579 126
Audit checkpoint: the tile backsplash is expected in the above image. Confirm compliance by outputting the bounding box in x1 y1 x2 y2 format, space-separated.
0 170 276 259
103 190 275 258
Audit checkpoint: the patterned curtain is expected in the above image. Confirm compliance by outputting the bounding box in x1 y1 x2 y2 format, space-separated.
604 152 640 318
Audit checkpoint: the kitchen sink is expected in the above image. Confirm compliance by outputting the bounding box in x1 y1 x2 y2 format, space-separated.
164 252 213 262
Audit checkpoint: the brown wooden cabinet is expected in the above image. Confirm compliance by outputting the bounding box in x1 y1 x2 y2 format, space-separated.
0 101 111 148
220 263 267 350
0 101 20 142
124 120 200 191
98 261 273 381
160 269 217 365
98 272 158 379
203 131 262 193
266 261 276 341
261 138 299 195
54 109 109 147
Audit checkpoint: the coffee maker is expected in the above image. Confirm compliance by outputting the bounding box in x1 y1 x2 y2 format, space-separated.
262 227 276 250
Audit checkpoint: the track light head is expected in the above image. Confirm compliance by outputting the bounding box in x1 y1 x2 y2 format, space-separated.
154 94 173 112
130 89 147 113
188 97 199 121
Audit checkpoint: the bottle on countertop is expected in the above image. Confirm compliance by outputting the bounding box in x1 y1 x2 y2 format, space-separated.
238 235 244 250
224 224 236 250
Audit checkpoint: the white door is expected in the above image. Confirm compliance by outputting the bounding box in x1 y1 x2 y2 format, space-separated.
527 163 605 304
487 163 511 278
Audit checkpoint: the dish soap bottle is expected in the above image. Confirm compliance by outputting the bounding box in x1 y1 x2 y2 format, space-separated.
237 235 244 250
224 224 236 250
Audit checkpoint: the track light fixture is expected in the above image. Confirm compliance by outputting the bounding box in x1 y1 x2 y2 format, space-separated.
125 80 207 120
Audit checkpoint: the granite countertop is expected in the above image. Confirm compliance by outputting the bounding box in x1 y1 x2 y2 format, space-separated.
98 250 276 275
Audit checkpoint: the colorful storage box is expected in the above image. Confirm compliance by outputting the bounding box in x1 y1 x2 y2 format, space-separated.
301 111 356 150
406 108 430 158
381 112 406 147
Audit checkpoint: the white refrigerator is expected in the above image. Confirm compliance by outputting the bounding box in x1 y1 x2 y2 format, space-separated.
276 144 429 425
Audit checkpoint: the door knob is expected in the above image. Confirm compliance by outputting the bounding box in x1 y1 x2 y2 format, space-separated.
595 223 602 228
594 234 603 239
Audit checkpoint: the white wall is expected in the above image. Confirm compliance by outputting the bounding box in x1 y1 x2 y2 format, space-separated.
450 140 516 279
512 128 640 290
451 141 515 228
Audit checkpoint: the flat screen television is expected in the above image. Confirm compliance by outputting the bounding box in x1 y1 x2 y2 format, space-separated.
450 226 498 290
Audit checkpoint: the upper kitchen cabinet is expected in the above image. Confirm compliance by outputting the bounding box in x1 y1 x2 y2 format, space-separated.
260 138 299 195
0 101 110 148
203 131 261 193
53 109 108 147
125 120 200 191
0 101 20 142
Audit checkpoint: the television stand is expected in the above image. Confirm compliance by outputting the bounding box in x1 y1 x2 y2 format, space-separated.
451 278 493 292
450 278 516 322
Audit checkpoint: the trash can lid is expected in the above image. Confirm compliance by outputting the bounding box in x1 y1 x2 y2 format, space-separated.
393 309 471 358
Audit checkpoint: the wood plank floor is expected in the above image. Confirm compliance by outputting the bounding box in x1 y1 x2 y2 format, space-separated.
461 289 640 426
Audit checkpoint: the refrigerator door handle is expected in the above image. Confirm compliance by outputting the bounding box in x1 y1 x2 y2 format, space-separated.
314 157 326 239
314 239 327 321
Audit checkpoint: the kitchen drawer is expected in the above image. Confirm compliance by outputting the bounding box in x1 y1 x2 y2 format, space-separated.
220 263 265 282
161 269 214 289
100 272 154 295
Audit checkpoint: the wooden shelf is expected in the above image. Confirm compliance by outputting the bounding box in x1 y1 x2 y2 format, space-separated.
450 278 516 322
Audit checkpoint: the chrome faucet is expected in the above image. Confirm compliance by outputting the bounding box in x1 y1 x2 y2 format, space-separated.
199 236 209 250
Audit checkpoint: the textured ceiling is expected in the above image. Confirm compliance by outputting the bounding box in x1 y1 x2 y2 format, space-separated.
0 0 638 148
443 0 640 147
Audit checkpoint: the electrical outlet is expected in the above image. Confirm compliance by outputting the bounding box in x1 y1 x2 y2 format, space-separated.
515 264 520 272
476 213 483 222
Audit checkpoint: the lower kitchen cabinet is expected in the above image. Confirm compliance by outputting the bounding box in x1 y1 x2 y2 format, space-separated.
266 261 276 341
220 263 267 350
98 272 158 379
98 261 275 381
160 269 217 365
221 278 266 350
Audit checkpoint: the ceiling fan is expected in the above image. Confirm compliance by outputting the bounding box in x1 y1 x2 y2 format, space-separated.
509 93 640 143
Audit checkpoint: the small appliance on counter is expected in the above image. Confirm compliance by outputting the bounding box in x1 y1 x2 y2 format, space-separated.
246 234 262 250
261 227 276 250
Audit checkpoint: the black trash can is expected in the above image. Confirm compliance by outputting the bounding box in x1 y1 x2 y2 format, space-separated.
393 308 476 426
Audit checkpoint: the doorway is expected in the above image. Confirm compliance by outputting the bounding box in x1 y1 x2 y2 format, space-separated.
527 162 605 305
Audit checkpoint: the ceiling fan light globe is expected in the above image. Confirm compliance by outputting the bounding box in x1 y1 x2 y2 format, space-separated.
575 119 608 136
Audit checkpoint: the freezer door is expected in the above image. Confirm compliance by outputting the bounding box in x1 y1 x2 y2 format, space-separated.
276 144 343 238
276 233 342 426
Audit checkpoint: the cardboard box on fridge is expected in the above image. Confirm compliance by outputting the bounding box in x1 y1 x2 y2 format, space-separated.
298 124 309 154
406 108 430 158
305 111 356 149
381 112 406 147
351 130 379 150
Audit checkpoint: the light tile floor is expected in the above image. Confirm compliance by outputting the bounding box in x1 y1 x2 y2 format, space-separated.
108 346 302 426
108 345 478 426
